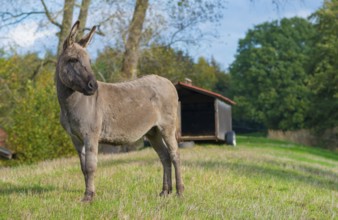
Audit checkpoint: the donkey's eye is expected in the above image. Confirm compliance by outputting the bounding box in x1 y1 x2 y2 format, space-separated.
69 58 78 63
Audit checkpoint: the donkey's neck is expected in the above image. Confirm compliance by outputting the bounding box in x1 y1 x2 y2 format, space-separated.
56 73 75 105
55 73 89 117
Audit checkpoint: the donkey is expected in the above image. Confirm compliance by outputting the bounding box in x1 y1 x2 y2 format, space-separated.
56 21 184 202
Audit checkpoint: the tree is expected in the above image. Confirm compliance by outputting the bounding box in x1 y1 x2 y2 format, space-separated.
188 57 218 90
54 0 76 55
138 44 193 82
211 57 231 97
138 44 227 90
92 47 124 82
308 0 338 131
77 0 91 40
230 17 316 130
121 0 149 79
96 43 225 88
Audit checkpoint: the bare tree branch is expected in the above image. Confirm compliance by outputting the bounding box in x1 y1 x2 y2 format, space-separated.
83 27 105 36
93 9 126 37
30 58 56 80
0 11 45 28
40 0 61 28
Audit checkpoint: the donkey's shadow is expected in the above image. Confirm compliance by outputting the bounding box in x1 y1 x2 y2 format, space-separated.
0 182 56 196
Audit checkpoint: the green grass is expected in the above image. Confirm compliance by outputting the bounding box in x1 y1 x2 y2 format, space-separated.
0 136 337 219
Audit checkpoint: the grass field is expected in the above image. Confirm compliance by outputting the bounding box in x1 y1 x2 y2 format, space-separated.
0 136 337 219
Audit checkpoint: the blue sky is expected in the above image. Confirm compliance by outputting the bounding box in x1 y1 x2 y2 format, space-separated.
191 0 323 70
0 0 323 70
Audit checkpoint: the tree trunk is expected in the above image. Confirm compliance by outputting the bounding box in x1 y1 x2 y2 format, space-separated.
77 0 91 40
121 0 149 79
57 0 75 56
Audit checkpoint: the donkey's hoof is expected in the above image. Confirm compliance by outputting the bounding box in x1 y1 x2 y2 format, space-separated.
176 186 184 197
159 190 171 197
176 192 184 198
81 192 95 202
81 196 93 202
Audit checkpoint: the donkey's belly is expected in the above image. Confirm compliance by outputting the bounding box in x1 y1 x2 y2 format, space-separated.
99 112 158 145
99 126 151 145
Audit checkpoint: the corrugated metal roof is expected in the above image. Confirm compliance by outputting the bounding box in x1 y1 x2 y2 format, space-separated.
176 82 236 105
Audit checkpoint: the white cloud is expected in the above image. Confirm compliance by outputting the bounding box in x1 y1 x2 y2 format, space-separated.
0 20 56 56
7 21 53 48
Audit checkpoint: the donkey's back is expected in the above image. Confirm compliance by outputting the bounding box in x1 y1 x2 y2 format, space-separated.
97 75 178 145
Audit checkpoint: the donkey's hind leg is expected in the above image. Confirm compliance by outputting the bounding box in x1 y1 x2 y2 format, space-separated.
146 128 172 196
161 127 184 196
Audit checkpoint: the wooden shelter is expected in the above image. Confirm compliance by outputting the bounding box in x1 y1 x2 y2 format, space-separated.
175 82 236 145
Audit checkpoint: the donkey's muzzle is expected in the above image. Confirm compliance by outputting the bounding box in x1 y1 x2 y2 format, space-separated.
84 79 98 96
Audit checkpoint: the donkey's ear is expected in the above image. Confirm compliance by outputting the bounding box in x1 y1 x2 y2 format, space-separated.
78 26 96 48
63 21 80 50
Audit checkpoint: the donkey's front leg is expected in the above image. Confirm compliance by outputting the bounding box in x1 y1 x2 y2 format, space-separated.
82 137 99 202
71 136 87 182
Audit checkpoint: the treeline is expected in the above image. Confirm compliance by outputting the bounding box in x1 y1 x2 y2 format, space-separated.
92 45 229 91
229 1 337 141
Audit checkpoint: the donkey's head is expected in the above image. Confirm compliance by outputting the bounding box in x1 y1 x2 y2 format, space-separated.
57 21 98 96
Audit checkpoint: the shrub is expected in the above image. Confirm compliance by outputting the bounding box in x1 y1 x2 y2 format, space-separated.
4 72 74 165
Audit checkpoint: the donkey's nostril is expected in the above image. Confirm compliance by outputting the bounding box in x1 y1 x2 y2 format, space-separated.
88 81 94 89
84 80 97 95
86 79 97 95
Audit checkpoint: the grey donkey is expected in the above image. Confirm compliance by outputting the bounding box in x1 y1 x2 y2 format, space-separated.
56 21 184 202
